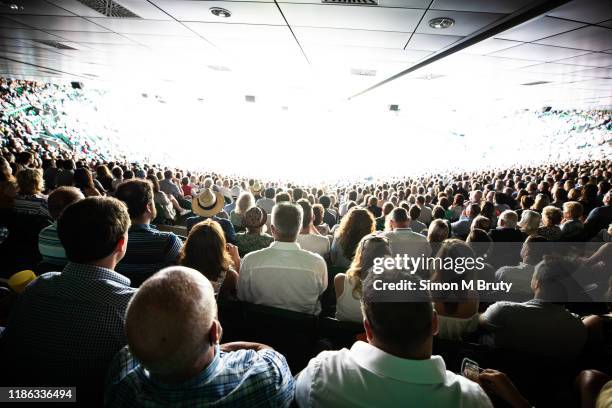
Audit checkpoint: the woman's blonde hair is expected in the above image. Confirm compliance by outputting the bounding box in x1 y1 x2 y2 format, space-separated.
235 192 255 215
16 168 44 195
346 234 391 298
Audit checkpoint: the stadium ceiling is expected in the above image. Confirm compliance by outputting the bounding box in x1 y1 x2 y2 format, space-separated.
0 0 610 110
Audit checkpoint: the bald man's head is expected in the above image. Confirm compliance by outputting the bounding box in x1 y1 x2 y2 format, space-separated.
125 266 217 378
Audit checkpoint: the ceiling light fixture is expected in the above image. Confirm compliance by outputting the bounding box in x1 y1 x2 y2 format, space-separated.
428 17 454 29
210 7 231 18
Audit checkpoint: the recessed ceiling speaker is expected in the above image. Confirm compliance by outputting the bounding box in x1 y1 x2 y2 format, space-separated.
389 104 399 111
71 81 84 89
245 95 255 103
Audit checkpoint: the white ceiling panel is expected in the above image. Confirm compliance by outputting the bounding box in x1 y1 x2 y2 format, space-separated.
88 18 193 35
280 4 424 31
294 27 411 48
8 16 108 32
415 10 504 36
555 52 612 67
490 43 590 62
0 29 67 41
431 0 534 14
150 1 285 24
547 0 612 24
186 22 295 45
535 26 612 52
46 31 137 45
576 67 612 78
517 62 592 75
460 38 522 54
277 0 430 6
495 16 586 42
405 33 462 51
122 34 215 50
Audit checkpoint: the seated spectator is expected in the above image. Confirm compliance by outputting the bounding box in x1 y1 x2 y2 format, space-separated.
584 191 612 239
451 203 480 239
561 201 584 240
376 202 394 231
187 188 236 244
105 266 295 407
450 193 465 221
466 229 496 283
74 167 102 197
96 165 114 193
236 206 273 257
146 174 176 223
518 209 542 236
13 168 51 219
230 191 254 232
224 185 241 214
495 235 549 300
38 186 84 267
180 176 192 197
256 187 275 216
296 199 330 257
312 203 331 235
471 215 491 232
295 269 492 407
408 204 427 234
537 205 563 241
319 195 337 228
0 156 17 209
111 166 123 191
335 234 392 322
488 210 525 268
331 207 375 268
159 169 183 201
238 202 327 315
1 197 135 387
366 196 382 218
114 179 182 287
179 220 240 301
416 195 432 225
431 240 480 340
516 195 534 219
481 256 588 358
428 219 450 258
55 159 75 187
382 207 431 261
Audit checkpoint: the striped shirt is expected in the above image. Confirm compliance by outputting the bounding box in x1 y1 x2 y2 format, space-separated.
1 263 136 384
115 224 183 287
38 222 67 267
105 345 295 408
13 194 51 218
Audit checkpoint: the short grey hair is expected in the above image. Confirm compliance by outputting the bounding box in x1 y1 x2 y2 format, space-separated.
125 266 217 377
271 202 303 241
499 210 518 229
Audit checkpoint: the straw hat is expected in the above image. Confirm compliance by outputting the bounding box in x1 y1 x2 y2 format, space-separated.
192 188 225 217
251 181 263 195
243 206 267 229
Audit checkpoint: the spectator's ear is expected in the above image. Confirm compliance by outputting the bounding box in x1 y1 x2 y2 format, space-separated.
209 320 221 345
116 233 128 255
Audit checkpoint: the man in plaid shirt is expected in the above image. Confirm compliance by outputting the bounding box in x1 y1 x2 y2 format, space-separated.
105 266 295 407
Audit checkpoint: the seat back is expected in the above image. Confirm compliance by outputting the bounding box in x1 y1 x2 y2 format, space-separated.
0 210 52 277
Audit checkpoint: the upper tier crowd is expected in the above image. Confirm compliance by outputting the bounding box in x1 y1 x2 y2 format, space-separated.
0 78 611 407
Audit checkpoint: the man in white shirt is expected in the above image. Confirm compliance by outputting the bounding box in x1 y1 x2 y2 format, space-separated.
256 188 276 216
238 202 327 315
295 199 330 258
295 270 493 407
382 207 431 261
495 235 549 300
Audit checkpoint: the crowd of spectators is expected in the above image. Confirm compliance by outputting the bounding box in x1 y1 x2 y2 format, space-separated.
0 78 611 407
